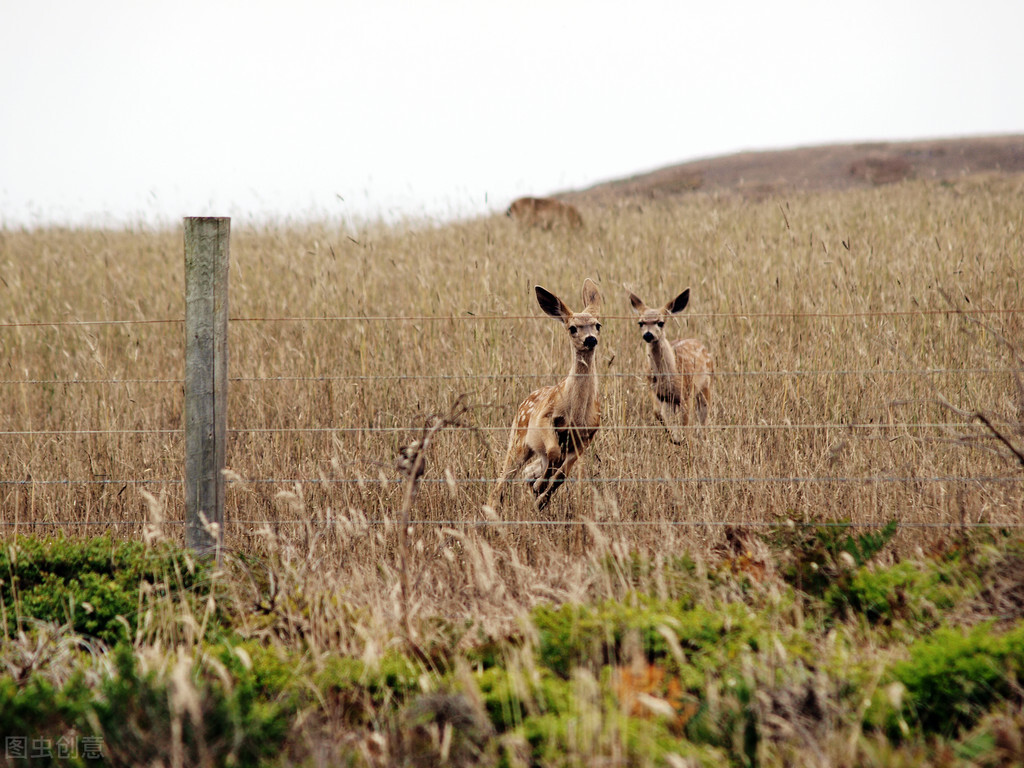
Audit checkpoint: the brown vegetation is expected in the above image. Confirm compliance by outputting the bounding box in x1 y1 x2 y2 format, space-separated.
849 155 913 185
3 169 1022 570
563 134 1024 203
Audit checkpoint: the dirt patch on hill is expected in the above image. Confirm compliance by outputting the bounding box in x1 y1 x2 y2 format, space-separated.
559 134 1024 204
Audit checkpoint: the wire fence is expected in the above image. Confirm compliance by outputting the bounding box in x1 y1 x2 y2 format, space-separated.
0 420 1012 435
18 519 1016 533
2 306 1023 328
3 306 1023 532
1 367 1021 386
3 475 1020 487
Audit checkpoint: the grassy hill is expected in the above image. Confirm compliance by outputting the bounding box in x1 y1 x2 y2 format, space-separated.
560 134 1024 203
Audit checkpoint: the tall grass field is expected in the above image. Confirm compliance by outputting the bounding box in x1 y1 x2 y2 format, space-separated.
1 176 1023 766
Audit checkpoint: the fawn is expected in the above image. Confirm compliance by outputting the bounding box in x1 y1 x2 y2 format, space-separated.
628 289 714 444
489 279 602 510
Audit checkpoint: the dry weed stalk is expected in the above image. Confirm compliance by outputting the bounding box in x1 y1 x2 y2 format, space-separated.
950 301 1024 468
395 395 475 652
915 291 1024 470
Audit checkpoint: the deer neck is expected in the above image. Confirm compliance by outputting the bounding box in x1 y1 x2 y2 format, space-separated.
647 337 679 401
648 336 677 377
562 347 598 421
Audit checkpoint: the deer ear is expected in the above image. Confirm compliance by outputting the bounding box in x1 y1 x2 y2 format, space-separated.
665 289 690 315
535 285 570 320
628 291 646 315
581 278 601 312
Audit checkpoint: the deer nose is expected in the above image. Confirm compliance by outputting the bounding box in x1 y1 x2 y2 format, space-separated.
643 331 655 343
583 335 598 349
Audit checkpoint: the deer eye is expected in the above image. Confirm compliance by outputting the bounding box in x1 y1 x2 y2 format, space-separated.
657 321 665 328
595 323 602 332
569 326 578 335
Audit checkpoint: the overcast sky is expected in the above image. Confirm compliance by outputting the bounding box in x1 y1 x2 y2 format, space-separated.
2 0 1022 227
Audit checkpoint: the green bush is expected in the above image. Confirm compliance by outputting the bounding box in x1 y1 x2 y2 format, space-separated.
891 623 1024 736
531 598 758 681
0 642 297 768
477 663 573 734
768 519 898 598
0 536 214 645
826 560 963 627
477 663 726 767
0 671 94 765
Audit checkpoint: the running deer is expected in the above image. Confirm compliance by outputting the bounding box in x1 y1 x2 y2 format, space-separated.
489 279 602 510
628 289 714 444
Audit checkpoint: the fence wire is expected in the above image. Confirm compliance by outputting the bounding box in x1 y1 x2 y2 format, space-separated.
1 367 1020 387
0 421 1004 436
3 306 1022 531
2 475 1020 488
2 306 1023 329
3 519 1023 530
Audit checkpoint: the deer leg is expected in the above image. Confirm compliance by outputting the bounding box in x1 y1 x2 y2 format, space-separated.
650 390 666 426
660 399 686 445
534 471 563 511
694 383 710 425
650 392 683 443
694 390 709 426
526 424 561 493
534 452 578 510
488 438 529 507
487 466 512 508
522 453 548 485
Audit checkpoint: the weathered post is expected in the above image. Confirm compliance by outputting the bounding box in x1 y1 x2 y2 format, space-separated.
184 217 229 558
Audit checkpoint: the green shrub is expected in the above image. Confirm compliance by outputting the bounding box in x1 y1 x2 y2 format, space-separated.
0 670 94 764
768 519 898 598
826 560 963 627
0 642 297 768
0 536 214 645
478 664 725 767
890 623 1024 736
476 663 573 734
531 598 757 681
97 643 296 766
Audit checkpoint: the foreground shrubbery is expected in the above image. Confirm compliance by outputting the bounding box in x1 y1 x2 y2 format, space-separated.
2 530 1024 767
0 536 216 645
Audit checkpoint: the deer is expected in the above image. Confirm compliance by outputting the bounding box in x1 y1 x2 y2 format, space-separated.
489 278 602 510
506 197 584 230
628 288 714 444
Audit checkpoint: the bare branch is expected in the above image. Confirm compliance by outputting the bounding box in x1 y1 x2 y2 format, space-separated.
974 411 1024 469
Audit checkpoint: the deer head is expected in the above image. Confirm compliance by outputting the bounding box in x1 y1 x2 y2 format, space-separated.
537 278 602 355
628 289 689 345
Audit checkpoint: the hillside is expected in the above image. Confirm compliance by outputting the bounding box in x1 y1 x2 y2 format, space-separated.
561 134 1024 203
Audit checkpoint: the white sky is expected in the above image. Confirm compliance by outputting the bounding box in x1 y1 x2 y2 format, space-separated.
2 0 1022 227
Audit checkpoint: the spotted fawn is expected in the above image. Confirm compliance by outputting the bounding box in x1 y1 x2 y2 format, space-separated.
629 288 713 444
490 279 602 509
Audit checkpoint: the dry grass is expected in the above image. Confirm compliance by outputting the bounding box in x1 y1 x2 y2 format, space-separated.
4 177 1024 766
2 177 1023 626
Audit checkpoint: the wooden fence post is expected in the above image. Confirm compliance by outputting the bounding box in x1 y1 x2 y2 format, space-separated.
184 217 229 558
